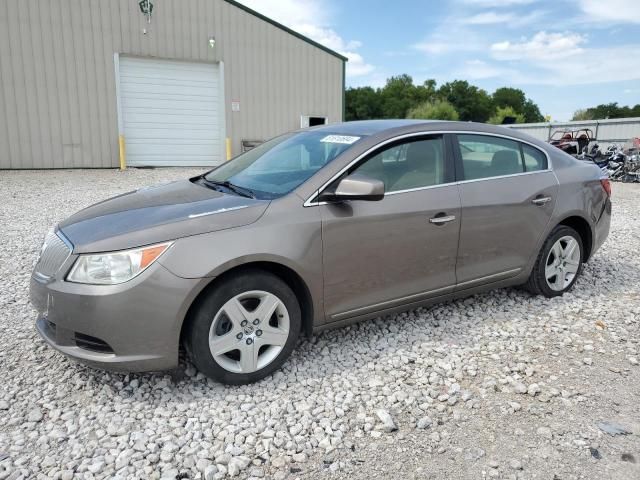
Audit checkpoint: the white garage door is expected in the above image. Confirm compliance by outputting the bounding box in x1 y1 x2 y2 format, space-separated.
118 57 224 167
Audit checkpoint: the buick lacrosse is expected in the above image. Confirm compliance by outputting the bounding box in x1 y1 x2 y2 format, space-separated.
31 120 611 384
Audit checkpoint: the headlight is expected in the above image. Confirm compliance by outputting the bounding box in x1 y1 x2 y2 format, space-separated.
67 242 172 285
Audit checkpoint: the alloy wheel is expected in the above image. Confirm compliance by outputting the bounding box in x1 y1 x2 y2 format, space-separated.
545 235 581 291
208 290 290 373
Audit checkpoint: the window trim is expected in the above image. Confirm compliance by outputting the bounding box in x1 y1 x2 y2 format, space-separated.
453 133 549 182
304 130 552 207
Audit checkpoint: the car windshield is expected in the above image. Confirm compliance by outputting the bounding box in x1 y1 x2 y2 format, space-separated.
203 131 364 199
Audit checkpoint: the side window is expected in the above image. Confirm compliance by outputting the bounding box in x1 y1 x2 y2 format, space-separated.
522 144 548 172
353 136 446 192
457 134 524 180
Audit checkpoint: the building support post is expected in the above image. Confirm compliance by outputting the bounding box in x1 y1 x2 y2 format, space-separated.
226 137 232 161
119 135 126 170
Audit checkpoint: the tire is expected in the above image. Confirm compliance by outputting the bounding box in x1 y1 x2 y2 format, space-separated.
186 269 301 385
524 225 584 298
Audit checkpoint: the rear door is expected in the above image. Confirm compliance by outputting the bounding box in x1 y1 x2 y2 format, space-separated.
453 134 558 287
320 134 461 322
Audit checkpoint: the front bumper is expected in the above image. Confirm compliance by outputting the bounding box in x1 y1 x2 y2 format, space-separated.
30 261 205 372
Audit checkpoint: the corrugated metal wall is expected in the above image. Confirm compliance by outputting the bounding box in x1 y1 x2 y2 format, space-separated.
0 0 344 169
507 117 640 149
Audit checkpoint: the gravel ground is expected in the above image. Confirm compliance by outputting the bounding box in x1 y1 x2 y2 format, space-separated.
0 169 639 480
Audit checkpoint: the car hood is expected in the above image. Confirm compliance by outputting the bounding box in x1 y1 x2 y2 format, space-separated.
59 179 269 253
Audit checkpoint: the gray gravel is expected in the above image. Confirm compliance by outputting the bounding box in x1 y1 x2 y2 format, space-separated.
0 169 639 480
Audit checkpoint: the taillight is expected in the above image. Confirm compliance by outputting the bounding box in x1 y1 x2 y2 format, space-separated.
600 178 611 198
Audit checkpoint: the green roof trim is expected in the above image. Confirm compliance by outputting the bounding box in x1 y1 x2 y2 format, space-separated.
223 0 348 62
342 61 346 121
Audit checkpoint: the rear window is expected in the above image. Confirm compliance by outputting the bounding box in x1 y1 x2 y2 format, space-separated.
522 144 548 171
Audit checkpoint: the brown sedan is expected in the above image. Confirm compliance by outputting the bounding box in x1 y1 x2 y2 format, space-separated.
31 120 611 384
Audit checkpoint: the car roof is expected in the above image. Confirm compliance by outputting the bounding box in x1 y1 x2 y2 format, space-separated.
309 119 551 150
309 119 443 136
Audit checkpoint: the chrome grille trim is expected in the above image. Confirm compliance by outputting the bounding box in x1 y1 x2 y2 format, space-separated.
34 230 72 280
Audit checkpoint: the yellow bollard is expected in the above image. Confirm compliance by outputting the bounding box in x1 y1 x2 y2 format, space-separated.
226 137 232 161
118 134 126 170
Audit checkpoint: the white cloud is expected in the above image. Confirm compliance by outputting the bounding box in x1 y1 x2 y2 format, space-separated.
237 0 374 78
461 9 545 26
540 45 640 84
578 0 640 24
490 31 587 60
462 12 517 24
413 41 470 55
486 31 640 85
459 0 536 6
414 9 548 56
457 59 510 79
412 26 486 55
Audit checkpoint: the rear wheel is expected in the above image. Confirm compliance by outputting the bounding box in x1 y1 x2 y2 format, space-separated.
525 225 583 297
186 270 301 384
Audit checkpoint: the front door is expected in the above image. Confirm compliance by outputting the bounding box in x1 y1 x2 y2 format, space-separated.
320 134 461 322
453 133 558 287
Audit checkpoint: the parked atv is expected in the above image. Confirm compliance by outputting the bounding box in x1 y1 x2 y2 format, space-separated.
549 128 595 156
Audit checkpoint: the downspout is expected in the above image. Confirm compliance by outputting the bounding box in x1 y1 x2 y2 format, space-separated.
342 61 346 122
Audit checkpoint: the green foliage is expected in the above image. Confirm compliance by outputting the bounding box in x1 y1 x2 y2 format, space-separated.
488 106 525 125
492 87 526 111
571 102 640 121
345 86 382 121
407 99 459 121
437 80 494 122
379 75 437 119
571 109 593 121
346 75 438 121
492 87 544 123
522 99 545 123
344 74 546 125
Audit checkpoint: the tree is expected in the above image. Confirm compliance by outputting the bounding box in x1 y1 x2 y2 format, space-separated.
492 87 526 111
492 87 544 123
588 102 623 119
345 86 382 121
407 100 459 121
378 74 417 118
488 106 525 125
571 102 640 121
571 109 593 121
343 75 547 123
522 99 545 123
378 75 438 119
438 80 493 122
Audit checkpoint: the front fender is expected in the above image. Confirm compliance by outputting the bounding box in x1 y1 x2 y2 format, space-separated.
158 198 324 324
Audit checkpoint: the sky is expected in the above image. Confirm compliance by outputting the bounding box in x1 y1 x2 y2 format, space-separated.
237 0 640 121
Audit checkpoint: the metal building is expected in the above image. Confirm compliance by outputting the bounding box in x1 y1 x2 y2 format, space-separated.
0 0 346 169
507 117 640 149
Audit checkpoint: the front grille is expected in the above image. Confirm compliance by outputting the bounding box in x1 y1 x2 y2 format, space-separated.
34 231 72 279
74 332 114 354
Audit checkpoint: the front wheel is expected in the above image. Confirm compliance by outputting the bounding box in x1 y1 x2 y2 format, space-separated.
524 225 584 297
186 270 301 384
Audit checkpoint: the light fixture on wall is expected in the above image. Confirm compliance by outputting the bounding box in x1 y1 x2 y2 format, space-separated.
208 36 216 49
139 0 153 34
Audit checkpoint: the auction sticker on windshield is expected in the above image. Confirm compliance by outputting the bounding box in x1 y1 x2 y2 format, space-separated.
320 135 360 144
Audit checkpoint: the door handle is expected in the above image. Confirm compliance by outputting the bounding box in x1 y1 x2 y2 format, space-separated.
429 214 456 225
531 196 552 206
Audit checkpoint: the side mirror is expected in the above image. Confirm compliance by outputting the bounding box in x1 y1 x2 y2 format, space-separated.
326 173 385 201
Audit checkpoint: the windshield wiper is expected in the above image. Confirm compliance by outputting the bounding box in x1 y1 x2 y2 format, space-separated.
201 178 256 199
